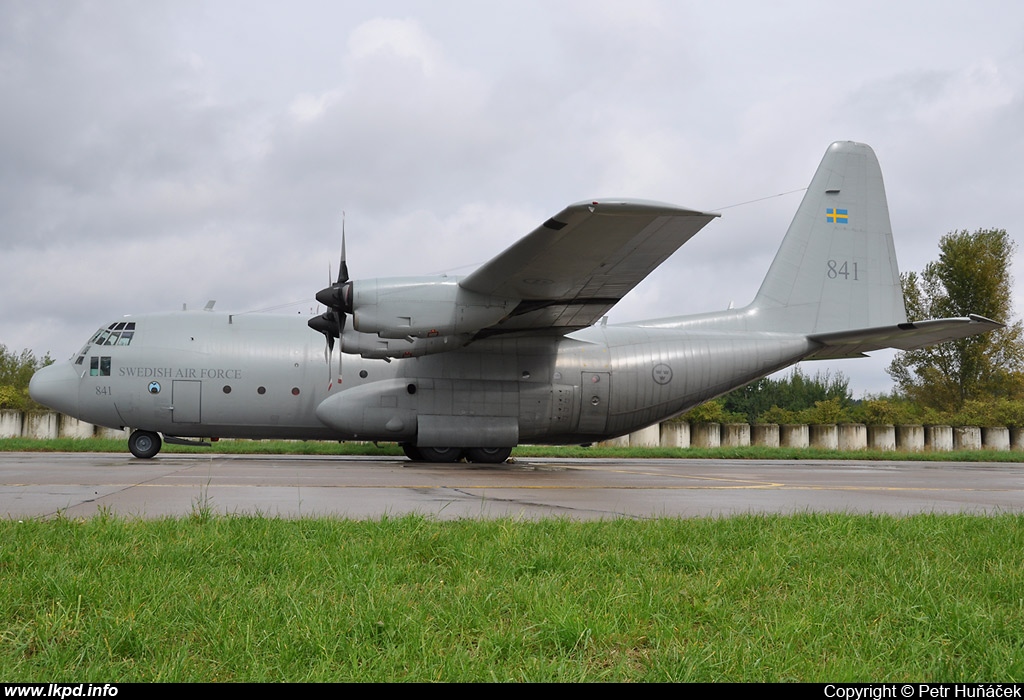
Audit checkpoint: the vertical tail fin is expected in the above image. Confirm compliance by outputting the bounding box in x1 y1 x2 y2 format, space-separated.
751 141 908 333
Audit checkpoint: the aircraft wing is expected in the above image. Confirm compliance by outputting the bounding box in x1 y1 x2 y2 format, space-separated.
461 199 719 334
804 315 1004 360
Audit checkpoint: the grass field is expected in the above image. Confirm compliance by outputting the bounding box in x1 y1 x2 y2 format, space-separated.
2 513 1023 681
3 439 1022 681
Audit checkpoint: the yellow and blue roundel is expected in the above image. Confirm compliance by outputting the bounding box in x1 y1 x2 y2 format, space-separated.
826 208 848 224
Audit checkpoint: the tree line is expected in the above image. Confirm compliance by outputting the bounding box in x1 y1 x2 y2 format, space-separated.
0 346 52 411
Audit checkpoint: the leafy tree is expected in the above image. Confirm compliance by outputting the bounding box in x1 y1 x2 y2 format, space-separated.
887 229 1024 412
0 345 53 410
721 367 851 423
678 398 745 424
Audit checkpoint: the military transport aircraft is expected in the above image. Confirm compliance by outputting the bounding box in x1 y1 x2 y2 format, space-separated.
29 141 999 462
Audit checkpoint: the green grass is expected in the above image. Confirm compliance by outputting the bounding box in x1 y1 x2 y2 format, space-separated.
3 436 1024 462
1 513 1022 681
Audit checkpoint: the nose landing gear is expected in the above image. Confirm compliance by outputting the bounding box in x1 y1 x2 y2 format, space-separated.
128 430 162 459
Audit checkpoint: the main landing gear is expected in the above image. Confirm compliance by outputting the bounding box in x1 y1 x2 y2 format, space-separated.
400 443 513 464
128 429 162 459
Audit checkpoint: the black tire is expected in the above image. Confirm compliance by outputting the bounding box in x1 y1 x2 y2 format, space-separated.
417 446 464 463
400 443 424 461
464 447 513 464
128 430 162 459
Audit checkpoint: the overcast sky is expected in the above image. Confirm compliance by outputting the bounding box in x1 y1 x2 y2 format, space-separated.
2 0 1022 396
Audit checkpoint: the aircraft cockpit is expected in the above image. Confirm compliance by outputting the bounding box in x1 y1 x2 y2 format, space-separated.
86 321 136 348
73 321 137 369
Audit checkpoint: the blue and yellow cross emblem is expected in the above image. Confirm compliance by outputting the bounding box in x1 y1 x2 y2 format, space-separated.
826 208 848 224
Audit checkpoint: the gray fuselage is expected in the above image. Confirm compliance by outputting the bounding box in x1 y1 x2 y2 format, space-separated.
41 310 815 446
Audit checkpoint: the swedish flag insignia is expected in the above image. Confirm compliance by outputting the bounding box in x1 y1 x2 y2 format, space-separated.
826 208 849 224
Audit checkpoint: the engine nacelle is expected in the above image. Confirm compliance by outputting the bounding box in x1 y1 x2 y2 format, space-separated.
341 327 473 359
350 276 517 339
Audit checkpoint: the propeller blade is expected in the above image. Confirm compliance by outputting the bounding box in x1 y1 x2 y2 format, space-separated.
313 214 353 387
338 226 349 285
334 309 345 383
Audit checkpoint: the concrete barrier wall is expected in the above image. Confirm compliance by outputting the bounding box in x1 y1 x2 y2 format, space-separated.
0 410 22 439
838 423 867 451
867 424 896 451
752 424 779 448
809 424 838 450
629 424 661 448
660 422 690 448
1012 428 1024 451
926 425 953 451
953 426 982 450
691 423 721 448
97 426 131 440
4 411 1024 452
896 425 925 452
60 415 95 439
721 423 750 447
24 412 59 439
982 427 1010 451
780 424 809 448
598 434 630 447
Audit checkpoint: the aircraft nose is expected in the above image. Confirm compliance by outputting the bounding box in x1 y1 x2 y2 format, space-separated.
28 362 81 416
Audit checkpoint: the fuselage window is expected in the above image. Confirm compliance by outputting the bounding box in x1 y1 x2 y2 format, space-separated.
90 356 111 377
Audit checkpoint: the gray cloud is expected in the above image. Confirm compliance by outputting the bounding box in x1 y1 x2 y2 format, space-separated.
2 0 1021 396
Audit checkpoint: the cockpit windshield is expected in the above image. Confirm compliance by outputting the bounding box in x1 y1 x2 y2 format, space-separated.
88 321 136 347
74 321 137 365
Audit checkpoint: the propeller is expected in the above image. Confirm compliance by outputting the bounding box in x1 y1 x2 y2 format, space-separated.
309 220 353 388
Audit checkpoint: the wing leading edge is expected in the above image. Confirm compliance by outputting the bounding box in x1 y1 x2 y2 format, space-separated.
461 199 719 334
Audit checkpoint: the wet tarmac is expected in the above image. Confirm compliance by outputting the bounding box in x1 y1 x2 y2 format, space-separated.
2 452 1024 520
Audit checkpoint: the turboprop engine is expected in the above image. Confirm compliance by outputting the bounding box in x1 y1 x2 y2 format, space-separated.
349 276 517 339
314 272 519 360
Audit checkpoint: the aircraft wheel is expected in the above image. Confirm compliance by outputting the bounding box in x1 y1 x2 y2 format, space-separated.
464 447 513 464
128 430 162 459
417 446 464 463
400 443 423 461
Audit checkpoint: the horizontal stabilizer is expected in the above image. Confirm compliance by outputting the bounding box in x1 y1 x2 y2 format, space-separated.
805 315 1004 360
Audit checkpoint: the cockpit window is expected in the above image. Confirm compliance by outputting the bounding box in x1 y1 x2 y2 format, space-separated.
88 321 136 347
90 356 111 377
